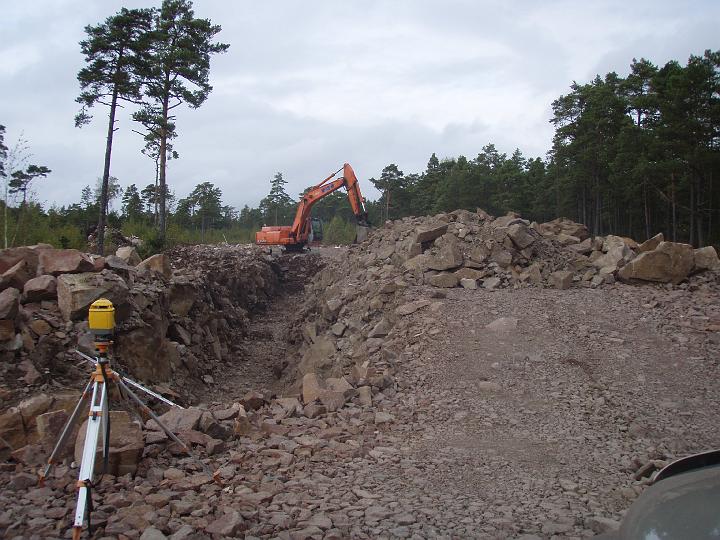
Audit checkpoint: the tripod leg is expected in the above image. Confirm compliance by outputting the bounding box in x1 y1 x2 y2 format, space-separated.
116 379 212 476
72 379 107 540
39 379 93 485
121 375 185 409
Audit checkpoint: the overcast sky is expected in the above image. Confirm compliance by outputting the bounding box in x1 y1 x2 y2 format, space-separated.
1 1 718 211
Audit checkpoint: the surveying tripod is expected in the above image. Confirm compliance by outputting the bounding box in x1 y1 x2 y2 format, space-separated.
38 299 212 540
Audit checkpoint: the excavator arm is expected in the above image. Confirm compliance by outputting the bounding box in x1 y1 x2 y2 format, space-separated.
256 163 370 249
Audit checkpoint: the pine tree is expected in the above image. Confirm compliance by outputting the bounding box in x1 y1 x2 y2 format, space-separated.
260 172 294 225
75 7 154 254
121 184 144 221
133 0 228 243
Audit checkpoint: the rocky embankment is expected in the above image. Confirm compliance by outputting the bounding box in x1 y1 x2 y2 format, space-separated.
0 243 280 460
0 209 719 539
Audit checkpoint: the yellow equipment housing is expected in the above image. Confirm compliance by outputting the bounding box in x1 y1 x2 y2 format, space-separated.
88 298 115 336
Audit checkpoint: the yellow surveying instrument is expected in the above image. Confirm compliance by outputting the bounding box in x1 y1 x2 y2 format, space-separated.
38 299 213 540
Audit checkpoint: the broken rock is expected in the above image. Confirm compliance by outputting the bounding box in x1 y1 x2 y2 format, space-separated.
693 246 720 271
56 271 129 321
22 275 57 303
618 241 694 284
638 233 664 253
137 253 172 279
550 270 574 290
414 224 448 244
507 223 535 250
427 272 459 288
302 373 325 404
115 246 142 266
38 248 95 276
0 287 20 320
74 410 144 476
148 407 203 433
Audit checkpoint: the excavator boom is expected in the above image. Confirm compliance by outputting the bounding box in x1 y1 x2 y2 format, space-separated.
256 163 369 249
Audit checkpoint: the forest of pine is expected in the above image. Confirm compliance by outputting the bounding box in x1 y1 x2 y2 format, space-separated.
0 2 718 254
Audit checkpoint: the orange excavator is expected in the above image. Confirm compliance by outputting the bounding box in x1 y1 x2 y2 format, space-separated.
256 163 370 250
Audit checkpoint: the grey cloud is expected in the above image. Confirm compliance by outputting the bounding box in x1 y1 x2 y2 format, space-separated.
1 0 718 212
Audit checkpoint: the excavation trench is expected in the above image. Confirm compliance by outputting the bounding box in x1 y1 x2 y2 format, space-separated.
190 251 323 405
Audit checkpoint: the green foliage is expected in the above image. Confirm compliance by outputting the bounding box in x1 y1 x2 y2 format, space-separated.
0 125 7 179
323 216 357 245
76 7 155 254
121 184 144 221
6 46 720 252
132 0 229 238
259 172 296 225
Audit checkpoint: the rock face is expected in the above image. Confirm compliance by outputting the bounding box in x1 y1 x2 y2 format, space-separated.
0 260 31 290
137 254 172 279
115 246 142 266
638 233 664 253
74 410 144 476
618 242 694 284
37 249 95 276
428 273 460 288
57 271 129 321
550 270 573 290
22 275 57 303
693 246 720 271
0 287 20 319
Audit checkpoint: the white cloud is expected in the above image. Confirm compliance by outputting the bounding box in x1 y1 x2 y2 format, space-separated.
1 0 718 211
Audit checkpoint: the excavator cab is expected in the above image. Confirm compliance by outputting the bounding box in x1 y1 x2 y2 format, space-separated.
310 217 323 243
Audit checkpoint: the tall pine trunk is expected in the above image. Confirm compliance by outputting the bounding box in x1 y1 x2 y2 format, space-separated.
643 180 650 240
689 178 695 246
671 173 677 242
158 77 170 243
97 85 119 255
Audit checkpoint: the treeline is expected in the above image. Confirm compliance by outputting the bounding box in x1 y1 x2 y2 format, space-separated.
2 49 719 251
365 51 720 246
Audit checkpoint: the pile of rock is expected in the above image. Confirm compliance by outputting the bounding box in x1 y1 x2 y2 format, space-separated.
279 209 719 394
0 243 280 411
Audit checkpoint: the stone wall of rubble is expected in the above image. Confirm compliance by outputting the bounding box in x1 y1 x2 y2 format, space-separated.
283 208 720 393
0 243 280 456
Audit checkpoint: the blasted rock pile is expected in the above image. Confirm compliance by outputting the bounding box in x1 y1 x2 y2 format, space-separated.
0 243 281 457
282 208 719 397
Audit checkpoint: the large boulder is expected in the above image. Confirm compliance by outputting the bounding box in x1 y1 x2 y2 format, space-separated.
507 223 535 250
427 272 459 288
168 282 196 317
693 246 720 271
115 246 142 266
298 336 337 375
22 275 57 303
57 271 129 321
425 236 463 271
0 260 32 291
38 249 95 276
413 224 448 244
114 324 173 382
592 244 634 270
550 270 574 290
537 218 589 240
0 245 50 276
618 241 694 284
137 254 172 279
147 407 203 433
74 410 144 476
302 373 325 404
638 233 664 253
0 287 20 319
